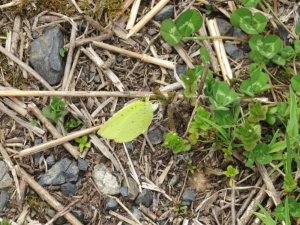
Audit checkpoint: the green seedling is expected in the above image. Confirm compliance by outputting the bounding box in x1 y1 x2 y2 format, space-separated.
243 143 272 167
276 198 300 222
247 102 268 123
1 219 12 225
234 122 261 151
222 146 233 158
181 68 201 99
230 8 267 34
240 71 270 97
189 106 212 134
187 165 196 174
205 5 212 15
75 135 90 152
162 131 191 154
174 206 188 215
223 165 239 186
208 81 239 111
65 119 82 130
30 120 37 126
250 200 277 225
41 97 69 123
283 174 297 193
296 23 300 36
59 47 68 57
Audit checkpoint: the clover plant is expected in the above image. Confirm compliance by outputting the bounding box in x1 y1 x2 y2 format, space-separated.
240 71 270 97
276 198 300 222
230 8 267 34
223 165 239 186
243 143 272 167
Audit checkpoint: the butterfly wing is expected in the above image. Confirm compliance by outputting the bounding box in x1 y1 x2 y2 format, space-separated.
98 100 153 143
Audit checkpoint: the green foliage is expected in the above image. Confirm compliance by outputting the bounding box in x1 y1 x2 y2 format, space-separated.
247 102 268 123
230 8 267 34
75 135 91 152
41 97 69 123
59 47 68 57
240 71 270 97
30 120 37 126
205 5 212 15
234 122 261 151
200 46 210 64
283 174 297 193
296 23 300 36
65 119 82 132
187 165 196 174
250 200 277 225
248 35 284 65
291 75 300 94
242 0 260 7
160 10 203 46
243 143 272 167
208 81 239 111
1 219 12 225
189 106 211 133
162 131 191 154
174 206 188 215
223 165 239 186
276 198 300 222
181 68 201 99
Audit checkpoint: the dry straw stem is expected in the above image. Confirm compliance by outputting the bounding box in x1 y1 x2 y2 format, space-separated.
81 46 125 91
15 125 100 159
0 45 54 90
15 166 83 225
92 41 175 69
0 101 45 136
126 0 170 38
206 18 233 82
126 0 141 30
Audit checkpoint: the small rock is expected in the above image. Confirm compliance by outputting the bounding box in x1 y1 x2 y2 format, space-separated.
72 97 80 103
29 26 64 85
0 190 9 213
0 161 13 187
131 207 141 221
134 189 153 207
120 186 128 197
78 158 88 171
181 201 191 206
105 197 119 210
153 5 174 21
65 161 79 182
46 208 56 217
117 55 123 63
30 210 37 218
212 205 222 218
124 141 136 150
94 75 101 83
92 163 120 195
277 24 289 45
61 183 77 197
169 175 179 187
38 158 72 186
54 216 66 225
148 29 158 36
224 44 244 60
32 31 39 39
33 139 43 166
71 210 84 223
232 27 248 40
46 155 55 167
216 18 233 36
76 176 83 190
148 127 164 145
168 64 187 80
33 152 41 167
182 189 195 202
122 177 139 201
243 43 251 53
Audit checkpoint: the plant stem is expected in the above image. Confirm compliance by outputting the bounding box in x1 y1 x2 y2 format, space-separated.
182 35 249 43
293 55 297 75
262 64 285 85
261 0 298 40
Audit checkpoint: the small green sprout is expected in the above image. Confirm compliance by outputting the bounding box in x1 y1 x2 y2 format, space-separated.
59 47 68 57
174 206 188 215
30 120 37 126
223 165 239 186
41 97 69 123
75 135 91 152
